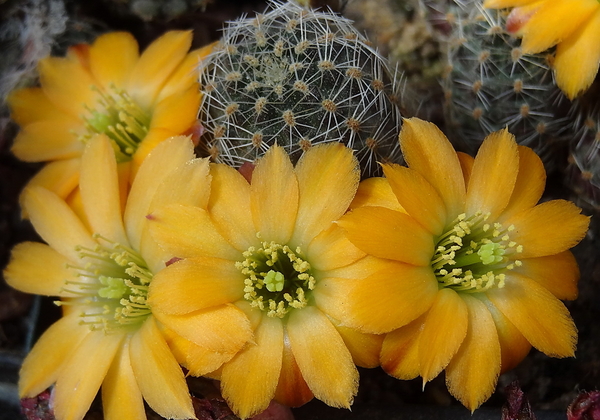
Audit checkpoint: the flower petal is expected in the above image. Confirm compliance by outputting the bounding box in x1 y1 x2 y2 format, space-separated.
466 129 519 220
153 304 252 354
19 313 89 397
288 306 358 409
500 145 546 221
148 257 244 315
291 143 359 248
382 164 446 236
7 87 68 126
486 273 577 357
127 30 192 107
350 177 404 212
22 186 95 262
419 288 468 383
307 224 365 272
251 145 299 244
445 295 501 411
129 317 195 419
507 200 589 258
208 163 257 252
89 32 139 89
331 320 384 368
23 158 81 201
150 85 201 133
11 120 83 162
102 339 146 420
4 242 75 296
338 206 434 266
457 152 474 185
80 135 128 246
149 204 239 260
274 332 314 407
380 314 426 380
53 330 124 420
399 118 466 223
221 315 284 419
554 8 600 99
515 251 579 300
483 0 539 7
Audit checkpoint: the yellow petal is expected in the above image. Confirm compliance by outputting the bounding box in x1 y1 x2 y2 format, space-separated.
481 297 531 373
129 317 194 419
380 314 426 380
331 319 384 368
484 0 539 7
149 204 239 260
419 288 468 383
221 315 284 419
554 9 600 99
148 257 244 315
520 0 599 54
274 332 314 407
208 163 257 251
291 143 359 247
23 158 81 201
445 295 501 411
466 129 519 220
4 242 75 296
7 87 68 126
153 304 252 354
54 330 124 420
400 118 466 224
507 200 589 258
515 251 579 300
38 55 96 118
382 164 446 236
500 145 546 221
486 273 577 357
80 135 128 245
19 313 89 397
338 206 434 266
22 186 95 262
125 135 196 250
457 152 474 186
350 177 404 212
127 30 193 107
288 306 358 409
307 224 365 272
89 32 139 89
11 120 83 162
102 339 146 420
251 145 299 244
340 262 437 334
150 85 201 132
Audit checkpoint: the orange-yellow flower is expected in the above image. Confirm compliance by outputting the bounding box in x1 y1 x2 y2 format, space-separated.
484 0 600 99
337 118 590 410
3 134 252 420
8 30 211 200
146 143 382 419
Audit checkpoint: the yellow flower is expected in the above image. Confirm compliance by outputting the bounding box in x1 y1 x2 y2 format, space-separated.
8 31 212 200
337 118 590 410
3 134 252 420
484 0 600 99
146 143 383 419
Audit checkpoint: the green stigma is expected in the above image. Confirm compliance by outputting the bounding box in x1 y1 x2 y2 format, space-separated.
431 212 523 293
81 85 151 162
236 240 315 318
58 234 153 332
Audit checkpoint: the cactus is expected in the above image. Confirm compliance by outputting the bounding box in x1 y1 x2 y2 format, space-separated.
440 0 569 171
198 0 403 177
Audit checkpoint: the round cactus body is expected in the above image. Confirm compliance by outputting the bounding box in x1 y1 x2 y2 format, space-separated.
198 0 403 177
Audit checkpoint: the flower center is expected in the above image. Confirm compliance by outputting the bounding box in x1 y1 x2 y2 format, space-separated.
431 212 523 293
235 240 315 318
57 234 152 332
82 85 151 162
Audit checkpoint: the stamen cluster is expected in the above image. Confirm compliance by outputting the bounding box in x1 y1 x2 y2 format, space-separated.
431 212 523 292
235 240 315 318
59 234 152 332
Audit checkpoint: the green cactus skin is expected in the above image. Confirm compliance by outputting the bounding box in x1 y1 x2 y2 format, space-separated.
441 0 569 171
198 0 403 177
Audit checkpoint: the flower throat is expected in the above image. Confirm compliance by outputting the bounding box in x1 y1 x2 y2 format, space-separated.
431 212 523 293
236 239 315 318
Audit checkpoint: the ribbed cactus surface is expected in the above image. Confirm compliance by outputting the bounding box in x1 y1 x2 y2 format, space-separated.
198 0 403 177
